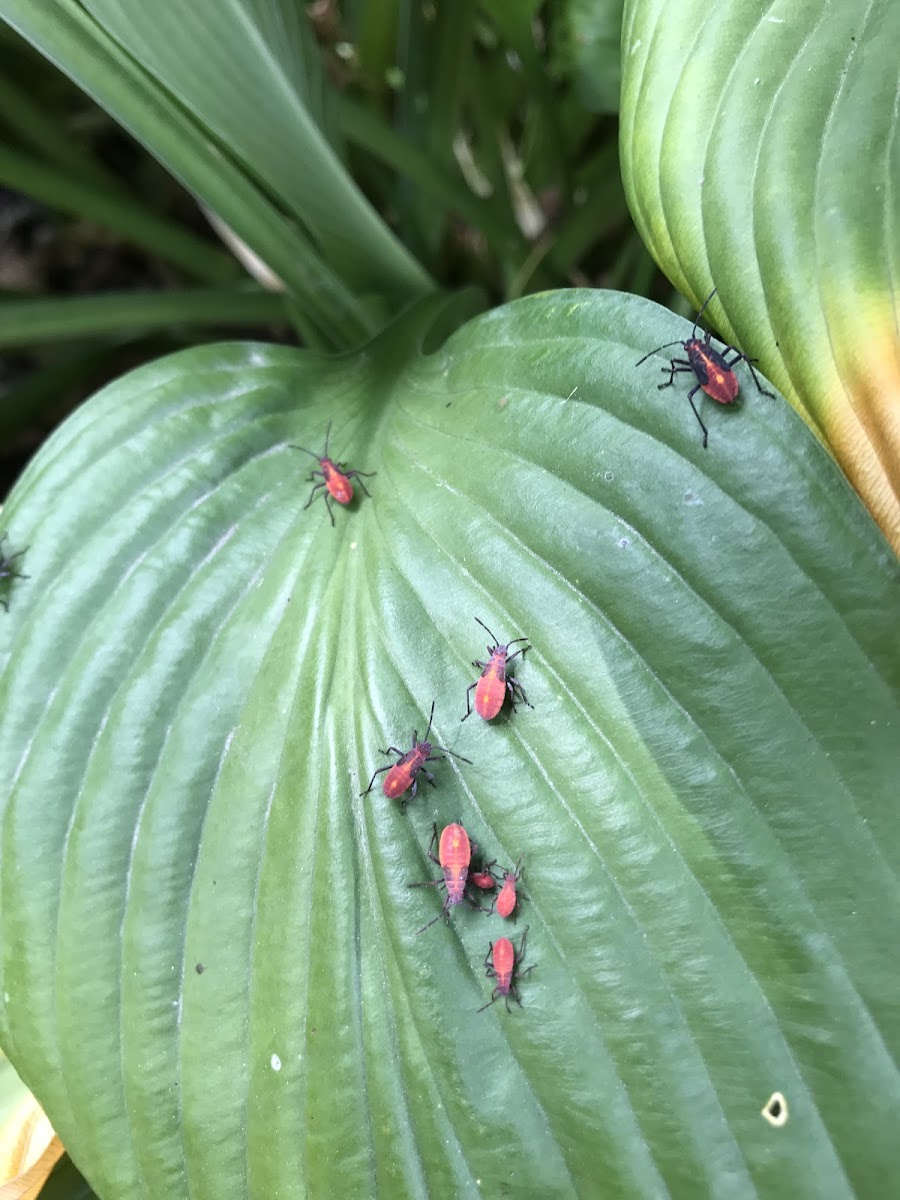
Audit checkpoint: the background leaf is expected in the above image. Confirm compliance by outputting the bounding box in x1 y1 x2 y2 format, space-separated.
620 0 900 553
1 292 899 1197
38 1156 98 1200
557 0 625 113
0 0 426 347
75 0 427 296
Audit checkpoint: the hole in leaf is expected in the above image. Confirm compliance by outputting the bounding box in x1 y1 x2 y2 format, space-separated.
761 1091 788 1127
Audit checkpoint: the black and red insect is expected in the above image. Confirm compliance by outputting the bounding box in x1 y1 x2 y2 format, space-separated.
461 617 532 722
289 421 375 525
635 288 775 448
408 822 488 934
477 927 535 1013
360 702 471 808
0 533 28 612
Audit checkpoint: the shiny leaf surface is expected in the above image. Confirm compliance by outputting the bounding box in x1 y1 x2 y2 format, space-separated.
1 293 899 1198
620 0 900 551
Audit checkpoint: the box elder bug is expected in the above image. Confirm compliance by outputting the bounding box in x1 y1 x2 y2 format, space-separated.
635 288 775 448
461 617 532 721
478 927 535 1013
470 860 498 892
0 534 28 612
495 854 526 919
289 421 375 525
408 823 488 934
360 702 471 807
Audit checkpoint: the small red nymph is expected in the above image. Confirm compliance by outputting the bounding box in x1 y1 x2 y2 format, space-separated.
461 617 532 722
360 702 471 808
478 928 535 1013
495 854 525 919
289 421 376 525
470 860 498 892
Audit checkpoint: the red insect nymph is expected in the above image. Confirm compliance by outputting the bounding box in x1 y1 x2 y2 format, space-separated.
360 703 471 808
478 928 535 1013
470 860 498 892
495 854 525 919
409 823 488 934
289 421 376 525
461 617 532 722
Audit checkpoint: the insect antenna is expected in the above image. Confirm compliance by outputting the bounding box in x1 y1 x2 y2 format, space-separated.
422 700 436 741
432 746 473 763
415 910 448 936
635 339 688 367
474 616 501 645
692 287 718 335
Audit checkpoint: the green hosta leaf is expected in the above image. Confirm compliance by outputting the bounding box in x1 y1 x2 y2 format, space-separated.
1 292 899 1198
620 0 900 553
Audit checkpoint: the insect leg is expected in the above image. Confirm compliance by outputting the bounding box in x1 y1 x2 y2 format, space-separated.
461 681 477 721
507 678 532 710
723 351 776 398
686 384 710 448
360 763 394 795
347 469 377 497
657 359 693 391
303 482 326 510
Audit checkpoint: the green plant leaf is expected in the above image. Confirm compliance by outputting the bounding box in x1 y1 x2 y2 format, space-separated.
77 0 430 300
558 0 624 113
39 1155 99 1200
620 0 900 553
0 3 410 347
1 292 899 1198
0 289 288 349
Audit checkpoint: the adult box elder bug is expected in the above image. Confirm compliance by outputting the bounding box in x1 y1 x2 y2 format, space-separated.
635 288 775 448
408 822 487 934
461 617 532 722
0 533 28 612
478 927 535 1013
360 702 471 807
289 421 375 525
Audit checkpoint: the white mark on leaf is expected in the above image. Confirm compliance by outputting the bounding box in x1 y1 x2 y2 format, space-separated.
761 1091 788 1126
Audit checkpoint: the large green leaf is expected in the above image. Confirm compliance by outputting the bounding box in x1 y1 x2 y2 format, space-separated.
1 292 899 1198
620 0 900 553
